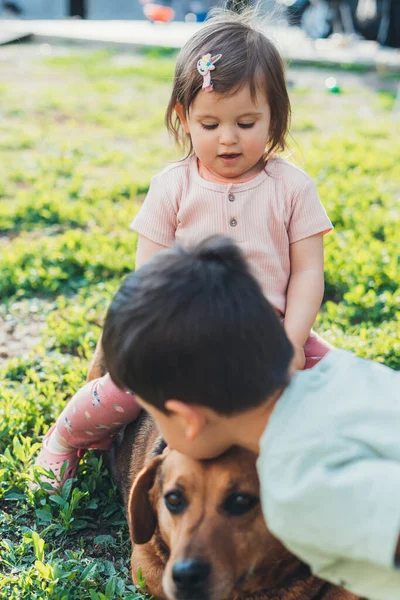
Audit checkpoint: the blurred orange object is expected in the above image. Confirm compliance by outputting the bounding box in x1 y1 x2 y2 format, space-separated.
143 3 175 22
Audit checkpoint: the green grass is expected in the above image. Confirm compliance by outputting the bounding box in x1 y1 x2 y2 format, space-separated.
0 47 399 599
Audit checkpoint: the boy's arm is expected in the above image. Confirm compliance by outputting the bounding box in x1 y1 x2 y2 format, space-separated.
261 455 400 600
261 447 400 574
284 233 324 367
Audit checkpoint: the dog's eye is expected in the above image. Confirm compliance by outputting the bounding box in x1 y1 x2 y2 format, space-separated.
164 491 186 514
223 494 258 516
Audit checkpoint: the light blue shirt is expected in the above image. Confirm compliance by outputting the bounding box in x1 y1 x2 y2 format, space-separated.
257 350 400 600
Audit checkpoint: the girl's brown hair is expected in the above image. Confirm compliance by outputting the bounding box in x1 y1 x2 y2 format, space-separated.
165 6 291 161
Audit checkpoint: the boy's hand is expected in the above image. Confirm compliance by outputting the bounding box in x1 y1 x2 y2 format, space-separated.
292 344 306 371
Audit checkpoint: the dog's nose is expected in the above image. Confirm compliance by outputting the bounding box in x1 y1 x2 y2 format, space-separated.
172 559 210 589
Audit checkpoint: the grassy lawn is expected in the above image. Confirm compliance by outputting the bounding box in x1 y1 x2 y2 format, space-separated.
0 44 399 599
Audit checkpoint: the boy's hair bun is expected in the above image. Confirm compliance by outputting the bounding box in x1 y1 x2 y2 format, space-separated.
193 235 247 272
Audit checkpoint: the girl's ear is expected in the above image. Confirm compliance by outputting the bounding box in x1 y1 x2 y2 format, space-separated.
174 102 190 134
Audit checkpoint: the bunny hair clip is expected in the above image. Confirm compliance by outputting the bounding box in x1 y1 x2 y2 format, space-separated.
197 53 222 92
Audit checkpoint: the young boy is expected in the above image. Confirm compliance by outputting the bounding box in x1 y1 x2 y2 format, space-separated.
102 236 400 600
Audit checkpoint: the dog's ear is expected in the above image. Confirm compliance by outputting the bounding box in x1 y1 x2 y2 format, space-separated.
86 336 107 382
128 455 164 545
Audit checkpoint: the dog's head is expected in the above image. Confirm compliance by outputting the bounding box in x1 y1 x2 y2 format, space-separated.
128 446 292 600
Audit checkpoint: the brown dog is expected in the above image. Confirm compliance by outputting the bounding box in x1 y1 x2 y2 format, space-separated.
88 343 360 600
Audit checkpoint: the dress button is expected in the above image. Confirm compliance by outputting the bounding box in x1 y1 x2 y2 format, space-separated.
228 193 235 202
230 218 237 227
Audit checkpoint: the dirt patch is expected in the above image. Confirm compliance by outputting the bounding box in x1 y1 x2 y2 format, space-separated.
0 299 53 364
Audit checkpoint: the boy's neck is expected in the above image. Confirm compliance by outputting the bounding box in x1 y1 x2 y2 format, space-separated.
226 387 285 455
225 360 296 454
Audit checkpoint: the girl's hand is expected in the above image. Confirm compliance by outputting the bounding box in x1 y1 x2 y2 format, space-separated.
292 344 306 371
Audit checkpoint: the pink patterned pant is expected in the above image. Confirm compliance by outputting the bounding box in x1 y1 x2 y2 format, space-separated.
56 375 142 450
56 330 332 450
303 329 333 369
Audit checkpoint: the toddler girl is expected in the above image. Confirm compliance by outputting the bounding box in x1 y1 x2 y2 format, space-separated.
35 7 333 488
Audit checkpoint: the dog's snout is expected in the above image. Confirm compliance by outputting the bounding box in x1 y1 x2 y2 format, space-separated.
172 559 211 590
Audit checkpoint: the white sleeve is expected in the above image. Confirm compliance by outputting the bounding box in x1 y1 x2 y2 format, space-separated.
259 438 400 570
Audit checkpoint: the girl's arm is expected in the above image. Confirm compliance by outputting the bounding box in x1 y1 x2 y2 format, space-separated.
135 235 168 270
284 233 325 368
87 235 167 381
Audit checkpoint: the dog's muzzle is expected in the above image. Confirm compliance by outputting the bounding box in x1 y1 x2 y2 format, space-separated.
172 558 211 599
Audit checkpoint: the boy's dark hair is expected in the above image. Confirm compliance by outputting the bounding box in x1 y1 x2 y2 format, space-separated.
102 236 293 416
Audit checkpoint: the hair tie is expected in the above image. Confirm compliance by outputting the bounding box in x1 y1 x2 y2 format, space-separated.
197 53 222 92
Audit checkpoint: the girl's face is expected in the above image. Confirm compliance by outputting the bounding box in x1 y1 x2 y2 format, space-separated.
180 83 271 180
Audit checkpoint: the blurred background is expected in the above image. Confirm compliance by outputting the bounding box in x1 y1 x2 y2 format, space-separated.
0 0 399 48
